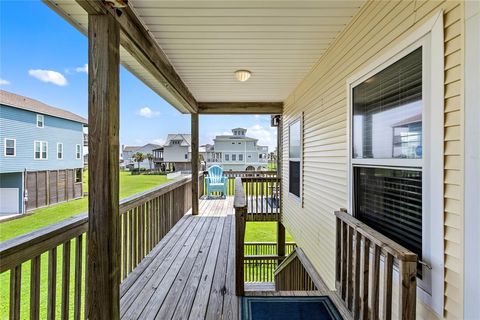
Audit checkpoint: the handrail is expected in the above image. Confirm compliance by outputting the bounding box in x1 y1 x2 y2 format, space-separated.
335 210 417 320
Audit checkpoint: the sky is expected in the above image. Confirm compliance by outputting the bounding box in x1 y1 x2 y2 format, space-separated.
0 1 277 150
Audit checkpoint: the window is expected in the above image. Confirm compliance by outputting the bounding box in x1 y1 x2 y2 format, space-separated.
36 114 44 128
289 119 301 198
225 154 229 161
75 169 82 183
239 154 244 161
57 143 63 159
34 141 48 159
4 138 15 156
76 144 81 159
185 154 188 159
232 154 237 161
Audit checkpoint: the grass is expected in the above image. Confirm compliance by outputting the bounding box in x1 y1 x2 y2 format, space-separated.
0 170 171 319
245 222 293 242
0 171 170 242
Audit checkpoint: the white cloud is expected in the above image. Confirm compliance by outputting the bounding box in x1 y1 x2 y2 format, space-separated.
246 124 277 150
28 69 68 86
137 107 161 118
75 64 88 74
0 78 10 85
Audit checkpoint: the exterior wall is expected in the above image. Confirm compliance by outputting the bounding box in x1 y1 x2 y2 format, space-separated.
163 144 190 162
122 144 159 169
0 172 23 213
281 1 464 319
0 105 84 173
211 138 269 170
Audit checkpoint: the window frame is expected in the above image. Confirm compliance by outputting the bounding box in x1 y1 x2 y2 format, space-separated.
76 144 81 160
34 141 48 160
57 142 63 160
36 114 44 128
346 12 444 314
4 138 16 157
287 115 303 203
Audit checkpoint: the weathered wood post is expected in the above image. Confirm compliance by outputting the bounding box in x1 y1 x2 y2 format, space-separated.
191 112 199 215
234 177 246 296
87 13 120 319
277 222 286 258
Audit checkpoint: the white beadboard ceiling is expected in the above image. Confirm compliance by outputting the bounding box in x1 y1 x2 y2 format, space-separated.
45 0 364 108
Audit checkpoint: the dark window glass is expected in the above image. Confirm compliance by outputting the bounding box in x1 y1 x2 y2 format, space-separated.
353 47 423 159
354 167 422 259
75 169 82 183
289 161 300 197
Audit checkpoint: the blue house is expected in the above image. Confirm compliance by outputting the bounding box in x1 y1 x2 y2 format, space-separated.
0 90 87 215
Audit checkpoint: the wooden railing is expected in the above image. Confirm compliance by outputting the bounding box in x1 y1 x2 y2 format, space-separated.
242 176 280 221
234 177 247 296
0 174 200 319
335 210 417 320
244 242 296 256
243 242 296 283
274 248 318 291
203 170 277 196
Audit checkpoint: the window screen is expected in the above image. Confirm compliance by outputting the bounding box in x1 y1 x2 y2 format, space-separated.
354 167 422 259
289 119 301 198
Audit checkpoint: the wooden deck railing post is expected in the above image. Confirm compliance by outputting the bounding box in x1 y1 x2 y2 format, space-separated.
87 12 120 319
191 112 199 215
277 221 286 259
234 177 247 296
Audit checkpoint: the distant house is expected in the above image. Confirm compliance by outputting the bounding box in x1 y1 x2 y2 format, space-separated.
208 128 269 171
121 143 161 170
0 90 87 215
153 134 192 172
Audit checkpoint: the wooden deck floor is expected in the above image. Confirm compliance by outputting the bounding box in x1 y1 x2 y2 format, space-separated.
120 196 239 320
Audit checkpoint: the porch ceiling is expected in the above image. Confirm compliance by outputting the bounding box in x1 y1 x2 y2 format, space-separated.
45 0 364 112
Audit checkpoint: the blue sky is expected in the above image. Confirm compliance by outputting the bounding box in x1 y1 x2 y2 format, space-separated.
0 1 277 150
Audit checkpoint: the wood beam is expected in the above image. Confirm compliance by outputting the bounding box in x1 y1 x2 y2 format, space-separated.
76 0 198 114
87 13 120 319
198 102 283 115
277 222 286 258
191 113 199 215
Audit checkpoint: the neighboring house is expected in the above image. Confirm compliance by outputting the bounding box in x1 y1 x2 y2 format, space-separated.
121 143 160 170
208 128 268 171
153 134 192 172
0 90 87 214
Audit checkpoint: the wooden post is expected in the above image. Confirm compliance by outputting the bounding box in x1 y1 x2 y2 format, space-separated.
277 221 286 258
234 178 246 296
87 13 120 320
191 113 199 215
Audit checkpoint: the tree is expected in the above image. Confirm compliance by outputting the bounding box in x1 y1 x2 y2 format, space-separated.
132 152 145 170
146 153 153 170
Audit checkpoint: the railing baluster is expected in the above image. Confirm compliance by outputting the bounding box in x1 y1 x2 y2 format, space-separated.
353 230 361 319
10 265 21 320
371 244 381 320
61 240 71 320
74 235 83 320
47 248 57 320
30 255 41 320
361 237 370 320
382 252 393 320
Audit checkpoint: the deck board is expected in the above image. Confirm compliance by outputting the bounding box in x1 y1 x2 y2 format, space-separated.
120 196 238 320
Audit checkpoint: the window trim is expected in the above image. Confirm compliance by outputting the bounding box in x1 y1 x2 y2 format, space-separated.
346 11 444 315
34 141 48 160
287 114 303 204
76 144 81 160
57 143 63 160
4 138 16 157
36 114 44 128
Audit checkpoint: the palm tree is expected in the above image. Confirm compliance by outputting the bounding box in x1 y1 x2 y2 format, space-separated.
146 153 153 170
132 152 145 170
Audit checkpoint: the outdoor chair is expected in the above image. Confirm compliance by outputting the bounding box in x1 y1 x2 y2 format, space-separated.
205 165 227 199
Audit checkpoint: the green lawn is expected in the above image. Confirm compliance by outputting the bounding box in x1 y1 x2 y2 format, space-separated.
245 222 293 242
0 171 170 242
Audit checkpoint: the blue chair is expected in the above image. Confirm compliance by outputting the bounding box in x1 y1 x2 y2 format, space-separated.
206 165 227 199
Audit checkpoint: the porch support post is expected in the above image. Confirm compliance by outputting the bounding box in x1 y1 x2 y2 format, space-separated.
277 222 286 258
191 112 199 215
87 13 120 320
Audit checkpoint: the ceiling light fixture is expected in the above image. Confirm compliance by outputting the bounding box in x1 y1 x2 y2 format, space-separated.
235 70 251 82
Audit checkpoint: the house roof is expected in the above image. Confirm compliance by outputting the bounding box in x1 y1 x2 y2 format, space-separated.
123 143 161 153
165 134 191 147
0 90 87 124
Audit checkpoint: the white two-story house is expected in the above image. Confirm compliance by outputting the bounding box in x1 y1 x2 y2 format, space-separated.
208 128 268 171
